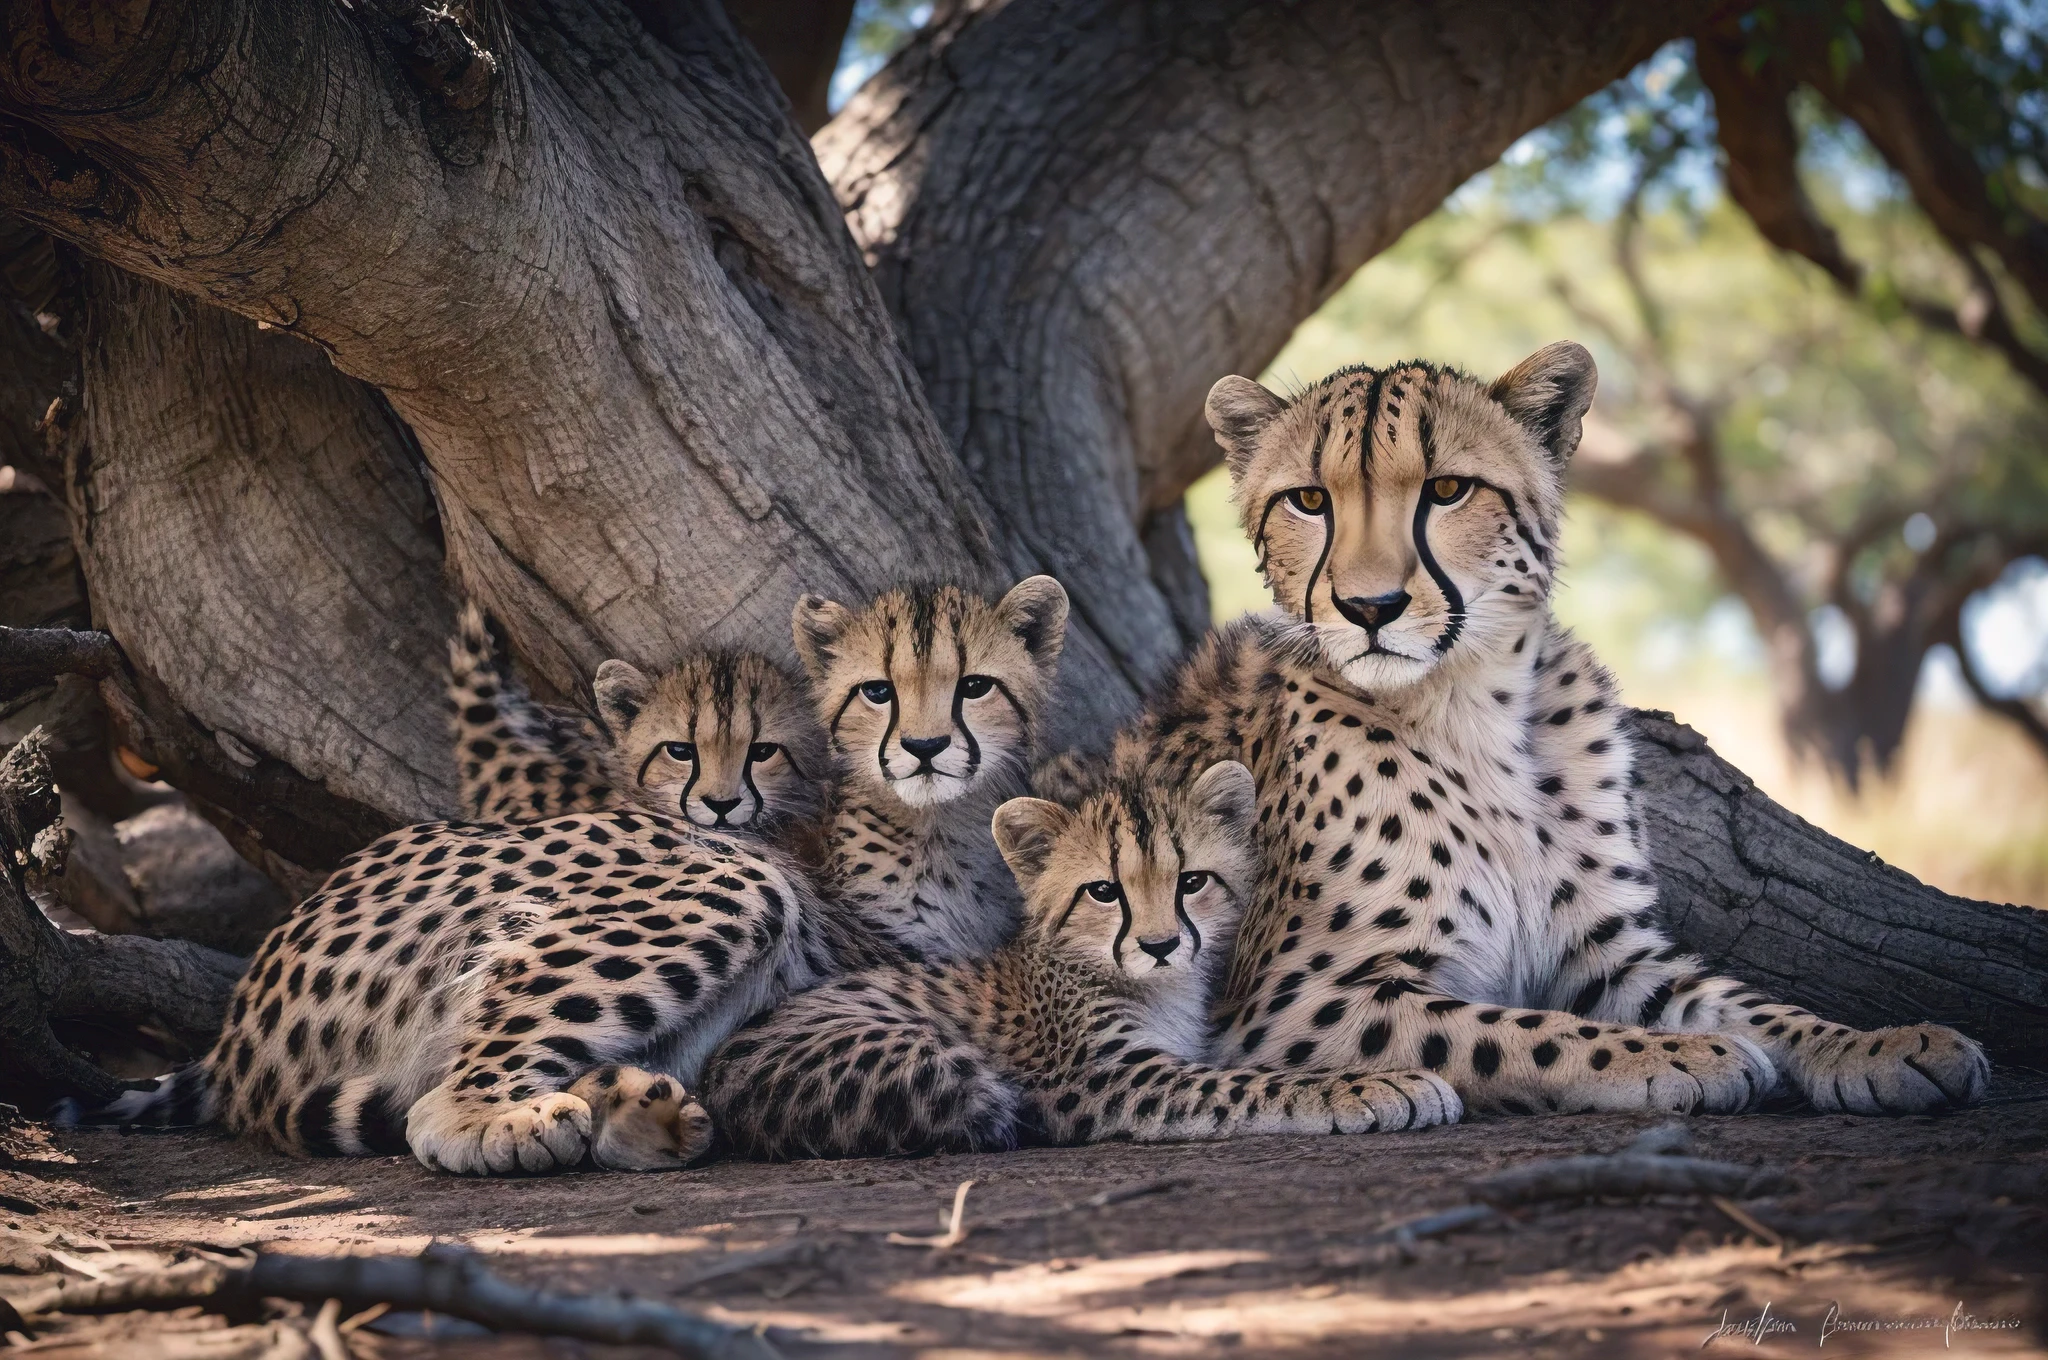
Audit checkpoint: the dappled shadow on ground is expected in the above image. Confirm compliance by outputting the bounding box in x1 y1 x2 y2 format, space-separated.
3 1075 2044 1357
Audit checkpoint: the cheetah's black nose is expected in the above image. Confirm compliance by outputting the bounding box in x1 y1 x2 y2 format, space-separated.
1137 935 1180 965
900 734 951 763
703 796 742 823
1334 590 1411 630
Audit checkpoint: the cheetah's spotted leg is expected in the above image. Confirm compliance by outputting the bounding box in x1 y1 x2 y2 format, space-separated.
705 1009 1020 1160
1238 981 1771 1116
1625 964 1988 1114
1039 1055 1460 1144
567 1064 713 1170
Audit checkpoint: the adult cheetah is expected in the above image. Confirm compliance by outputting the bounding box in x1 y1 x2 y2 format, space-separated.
1126 343 1986 1117
703 757 1457 1158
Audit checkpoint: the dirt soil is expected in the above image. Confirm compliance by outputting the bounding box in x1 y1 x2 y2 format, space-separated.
2 1074 2045 1359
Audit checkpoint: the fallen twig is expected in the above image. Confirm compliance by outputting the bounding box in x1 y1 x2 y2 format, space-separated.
0 625 122 694
308 1297 347 1360
886 1179 975 1249
5 1243 775 1359
1710 1195 1786 1251
1365 1203 1499 1245
668 1239 816 1290
1469 1122 1788 1208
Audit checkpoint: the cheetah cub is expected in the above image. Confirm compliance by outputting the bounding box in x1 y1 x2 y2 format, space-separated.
68 812 813 1174
703 758 1459 1159
792 576 1068 963
448 603 824 833
1127 344 1986 1117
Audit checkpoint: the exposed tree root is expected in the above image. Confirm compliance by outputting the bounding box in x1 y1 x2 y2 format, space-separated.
1470 1123 1790 1208
0 730 241 1105
8 1243 776 1360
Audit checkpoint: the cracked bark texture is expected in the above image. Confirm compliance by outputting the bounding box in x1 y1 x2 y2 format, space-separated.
1631 712 2048 1064
71 267 447 876
0 0 1000 726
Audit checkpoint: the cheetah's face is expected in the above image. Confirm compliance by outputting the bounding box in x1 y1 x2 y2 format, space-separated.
993 760 1256 992
593 652 824 832
794 577 1068 810
1206 343 1596 694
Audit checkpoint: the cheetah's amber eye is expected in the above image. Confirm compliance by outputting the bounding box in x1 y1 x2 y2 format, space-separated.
1177 871 1213 897
1083 880 1121 904
747 742 779 763
958 675 995 699
1426 476 1473 505
663 741 696 762
1285 487 1327 515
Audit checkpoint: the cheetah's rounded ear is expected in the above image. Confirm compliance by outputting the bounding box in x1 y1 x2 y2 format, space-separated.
593 660 653 739
991 796 1074 891
998 576 1069 668
1205 376 1286 475
791 595 855 682
1191 760 1257 833
1489 341 1597 464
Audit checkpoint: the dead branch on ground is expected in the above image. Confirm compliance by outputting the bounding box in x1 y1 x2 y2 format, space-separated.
4 1242 775 1359
1469 1123 1790 1208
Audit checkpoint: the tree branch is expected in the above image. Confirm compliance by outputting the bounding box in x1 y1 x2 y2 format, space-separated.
719 0 858 134
1693 22 1862 290
1936 588 2048 764
1775 1 2048 321
13 1243 773 1359
0 625 118 699
0 729 242 1105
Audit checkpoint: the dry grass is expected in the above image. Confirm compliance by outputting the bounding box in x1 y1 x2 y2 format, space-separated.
1635 683 2048 910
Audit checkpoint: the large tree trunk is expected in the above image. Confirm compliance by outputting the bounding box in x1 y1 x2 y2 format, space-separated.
70 267 450 883
819 0 1718 709
1 0 2043 1090
0 0 1003 725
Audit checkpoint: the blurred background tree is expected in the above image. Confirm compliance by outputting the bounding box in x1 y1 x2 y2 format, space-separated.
826 0 2048 905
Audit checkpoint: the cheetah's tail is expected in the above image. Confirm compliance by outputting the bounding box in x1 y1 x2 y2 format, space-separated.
52 1063 216 1130
448 600 509 698
707 1017 1023 1160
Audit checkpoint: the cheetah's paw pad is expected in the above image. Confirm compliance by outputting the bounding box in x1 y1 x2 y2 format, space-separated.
1800 1025 1989 1114
1332 1070 1463 1132
569 1064 713 1171
408 1087 592 1176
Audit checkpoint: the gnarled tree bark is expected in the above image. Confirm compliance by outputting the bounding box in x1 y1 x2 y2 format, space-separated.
70 267 452 882
0 731 242 1104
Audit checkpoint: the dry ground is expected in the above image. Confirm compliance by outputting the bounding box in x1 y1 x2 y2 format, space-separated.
2 1074 2044 1359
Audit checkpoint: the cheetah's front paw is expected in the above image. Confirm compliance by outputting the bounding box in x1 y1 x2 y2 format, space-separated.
568 1064 714 1170
1330 1070 1463 1132
407 1087 592 1176
1796 1024 1989 1114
